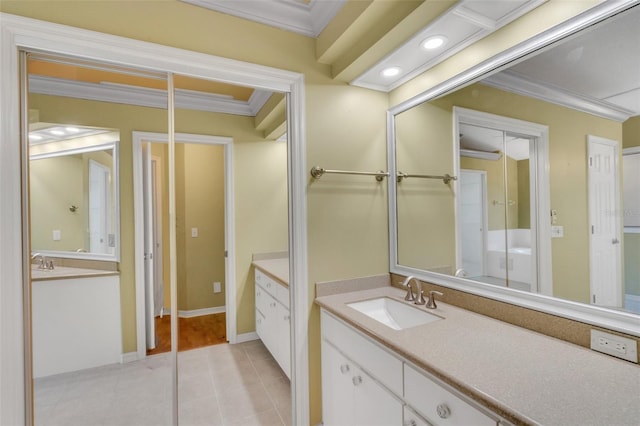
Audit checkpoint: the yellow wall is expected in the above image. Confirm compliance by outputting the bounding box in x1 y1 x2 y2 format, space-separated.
30 154 85 251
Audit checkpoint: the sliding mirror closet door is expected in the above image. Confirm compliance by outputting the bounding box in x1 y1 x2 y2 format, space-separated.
172 73 292 425
24 52 173 426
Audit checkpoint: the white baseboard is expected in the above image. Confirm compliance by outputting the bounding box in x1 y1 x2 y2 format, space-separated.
162 306 226 318
235 332 259 343
120 352 139 363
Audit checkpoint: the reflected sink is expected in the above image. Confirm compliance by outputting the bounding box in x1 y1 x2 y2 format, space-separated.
347 297 441 330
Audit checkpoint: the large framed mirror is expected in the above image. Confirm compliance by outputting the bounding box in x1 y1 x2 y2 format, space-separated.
29 123 120 261
388 1 640 335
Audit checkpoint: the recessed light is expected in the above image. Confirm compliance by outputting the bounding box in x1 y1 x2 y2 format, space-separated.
421 35 447 50
381 67 402 78
50 130 65 136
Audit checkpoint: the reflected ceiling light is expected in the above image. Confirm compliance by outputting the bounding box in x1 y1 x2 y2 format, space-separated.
381 67 402 78
421 35 447 50
65 127 79 133
29 134 43 141
50 130 65 136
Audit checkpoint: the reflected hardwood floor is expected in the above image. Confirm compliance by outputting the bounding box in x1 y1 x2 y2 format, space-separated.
147 313 226 355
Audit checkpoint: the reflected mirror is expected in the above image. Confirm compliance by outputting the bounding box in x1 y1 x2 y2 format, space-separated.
391 4 640 316
29 125 119 258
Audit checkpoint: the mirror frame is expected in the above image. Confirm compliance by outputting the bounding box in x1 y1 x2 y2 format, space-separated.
0 13 309 426
387 0 640 338
30 141 120 262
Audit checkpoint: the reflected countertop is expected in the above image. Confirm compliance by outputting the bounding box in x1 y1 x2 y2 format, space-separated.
31 265 119 281
315 284 640 426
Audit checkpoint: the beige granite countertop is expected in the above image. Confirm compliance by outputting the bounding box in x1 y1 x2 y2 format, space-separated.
31 265 119 281
315 285 640 426
252 258 289 286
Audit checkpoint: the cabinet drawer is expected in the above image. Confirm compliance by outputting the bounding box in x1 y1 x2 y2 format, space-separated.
404 364 496 426
321 310 403 396
255 309 266 339
255 269 288 308
404 405 432 426
255 282 268 315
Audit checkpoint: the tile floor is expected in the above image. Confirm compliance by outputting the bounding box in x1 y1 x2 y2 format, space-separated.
34 340 291 426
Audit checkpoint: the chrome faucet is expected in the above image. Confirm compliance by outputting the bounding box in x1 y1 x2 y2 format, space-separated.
401 276 426 305
426 290 444 309
31 253 46 269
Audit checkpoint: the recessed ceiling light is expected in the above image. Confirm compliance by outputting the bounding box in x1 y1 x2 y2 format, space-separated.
421 35 447 50
50 130 65 136
381 67 402 78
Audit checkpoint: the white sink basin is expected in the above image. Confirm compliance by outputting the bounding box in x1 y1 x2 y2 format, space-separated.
347 297 441 330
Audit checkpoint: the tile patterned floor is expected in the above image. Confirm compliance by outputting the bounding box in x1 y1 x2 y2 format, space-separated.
34 340 291 426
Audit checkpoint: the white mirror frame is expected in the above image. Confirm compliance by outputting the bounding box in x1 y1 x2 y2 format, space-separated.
0 13 309 426
387 0 640 339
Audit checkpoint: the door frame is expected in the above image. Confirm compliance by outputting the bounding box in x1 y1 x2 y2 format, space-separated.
587 135 622 307
133 132 235 358
453 107 552 295
1 14 308 426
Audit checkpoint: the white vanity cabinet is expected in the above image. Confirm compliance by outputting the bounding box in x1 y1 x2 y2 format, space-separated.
254 268 290 378
321 310 501 426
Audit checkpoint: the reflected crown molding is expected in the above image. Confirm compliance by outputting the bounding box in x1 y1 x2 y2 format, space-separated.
482 70 635 122
28 75 271 117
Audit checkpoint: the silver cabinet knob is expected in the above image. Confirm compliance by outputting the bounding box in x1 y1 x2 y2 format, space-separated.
352 375 363 386
436 403 451 419
339 364 350 374
612 238 620 244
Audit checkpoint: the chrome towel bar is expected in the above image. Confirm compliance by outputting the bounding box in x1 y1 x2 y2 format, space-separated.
310 166 389 182
397 172 457 184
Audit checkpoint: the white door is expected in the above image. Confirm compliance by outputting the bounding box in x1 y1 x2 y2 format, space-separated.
142 143 156 349
88 160 110 254
588 135 622 307
151 157 164 317
458 170 487 277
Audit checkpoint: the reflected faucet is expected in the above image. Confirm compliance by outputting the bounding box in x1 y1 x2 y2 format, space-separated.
400 276 426 305
31 253 46 269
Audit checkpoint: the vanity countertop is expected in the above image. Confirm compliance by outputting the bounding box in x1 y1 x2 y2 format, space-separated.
315 285 640 426
31 265 119 281
252 257 289 286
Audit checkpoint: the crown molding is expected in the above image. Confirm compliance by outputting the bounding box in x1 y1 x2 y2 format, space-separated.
180 0 346 37
28 75 270 116
482 70 634 122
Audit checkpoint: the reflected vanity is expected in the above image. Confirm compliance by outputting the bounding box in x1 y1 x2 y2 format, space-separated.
388 3 640 331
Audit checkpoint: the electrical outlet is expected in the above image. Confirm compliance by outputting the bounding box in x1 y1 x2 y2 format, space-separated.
213 282 221 293
590 330 638 363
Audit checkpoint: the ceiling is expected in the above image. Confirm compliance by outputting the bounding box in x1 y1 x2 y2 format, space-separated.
27 1 639 133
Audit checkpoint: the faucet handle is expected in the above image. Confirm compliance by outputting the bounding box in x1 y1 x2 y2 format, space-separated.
426 290 443 309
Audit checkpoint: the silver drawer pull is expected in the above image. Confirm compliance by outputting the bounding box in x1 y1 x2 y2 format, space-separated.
436 403 451 419
352 375 363 386
271 302 276 308
339 364 350 374
284 315 290 321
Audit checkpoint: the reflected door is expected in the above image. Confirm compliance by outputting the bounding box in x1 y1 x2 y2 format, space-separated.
588 135 622 307
459 170 487 277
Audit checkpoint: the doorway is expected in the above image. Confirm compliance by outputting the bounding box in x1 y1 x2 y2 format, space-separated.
454 107 552 295
133 132 234 358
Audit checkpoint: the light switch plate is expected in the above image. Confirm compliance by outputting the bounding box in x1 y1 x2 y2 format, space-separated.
191 227 198 238
52 230 61 241
590 330 638 363
551 225 563 238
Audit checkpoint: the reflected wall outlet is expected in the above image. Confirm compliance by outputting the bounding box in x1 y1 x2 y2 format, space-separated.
213 282 221 293
590 330 638 363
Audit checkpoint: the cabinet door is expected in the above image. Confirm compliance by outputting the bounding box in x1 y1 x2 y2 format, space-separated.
353 363 403 426
404 405 433 426
322 341 355 426
255 310 266 340
277 303 291 379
